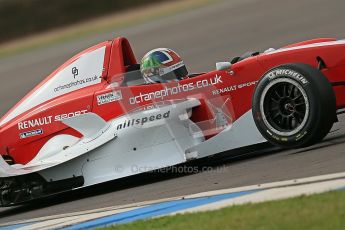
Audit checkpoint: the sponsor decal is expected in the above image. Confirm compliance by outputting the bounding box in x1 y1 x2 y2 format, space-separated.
17 110 88 130
20 129 43 139
0 47 105 127
72 67 79 79
129 75 223 104
267 69 309 84
54 75 99 92
212 80 258 95
52 48 104 93
97 91 122 105
116 111 170 130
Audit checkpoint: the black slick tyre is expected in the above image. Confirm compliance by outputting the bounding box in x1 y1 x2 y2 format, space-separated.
252 63 336 148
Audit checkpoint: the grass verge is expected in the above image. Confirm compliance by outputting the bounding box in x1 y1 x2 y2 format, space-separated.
0 0 216 58
102 189 345 230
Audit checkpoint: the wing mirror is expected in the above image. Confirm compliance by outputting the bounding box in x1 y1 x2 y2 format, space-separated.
216 62 232 71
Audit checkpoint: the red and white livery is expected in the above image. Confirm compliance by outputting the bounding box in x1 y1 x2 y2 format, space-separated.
0 37 344 205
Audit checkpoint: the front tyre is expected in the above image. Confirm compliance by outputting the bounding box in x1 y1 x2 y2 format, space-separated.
252 63 336 148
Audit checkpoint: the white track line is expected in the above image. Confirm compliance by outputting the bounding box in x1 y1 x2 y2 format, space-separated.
171 178 345 214
15 207 138 230
2 172 345 228
185 171 345 199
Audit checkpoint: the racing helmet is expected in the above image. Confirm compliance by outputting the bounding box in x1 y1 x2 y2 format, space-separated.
140 48 188 83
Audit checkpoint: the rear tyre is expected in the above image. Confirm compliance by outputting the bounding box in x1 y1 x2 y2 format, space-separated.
252 63 336 148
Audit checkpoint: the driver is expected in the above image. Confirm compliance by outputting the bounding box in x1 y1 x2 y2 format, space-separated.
140 48 188 84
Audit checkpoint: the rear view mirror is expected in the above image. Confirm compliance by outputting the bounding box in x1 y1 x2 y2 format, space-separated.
216 62 231 71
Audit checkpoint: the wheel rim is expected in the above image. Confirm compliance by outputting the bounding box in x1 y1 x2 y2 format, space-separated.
259 78 310 136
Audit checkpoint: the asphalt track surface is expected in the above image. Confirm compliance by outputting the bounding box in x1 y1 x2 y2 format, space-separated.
1 0 345 224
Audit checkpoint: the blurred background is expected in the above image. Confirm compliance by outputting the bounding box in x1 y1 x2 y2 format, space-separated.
0 0 168 43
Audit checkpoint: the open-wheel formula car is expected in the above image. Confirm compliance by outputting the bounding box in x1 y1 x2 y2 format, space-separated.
0 37 344 206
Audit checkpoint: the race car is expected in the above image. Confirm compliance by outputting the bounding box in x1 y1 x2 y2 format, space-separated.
0 37 344 206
